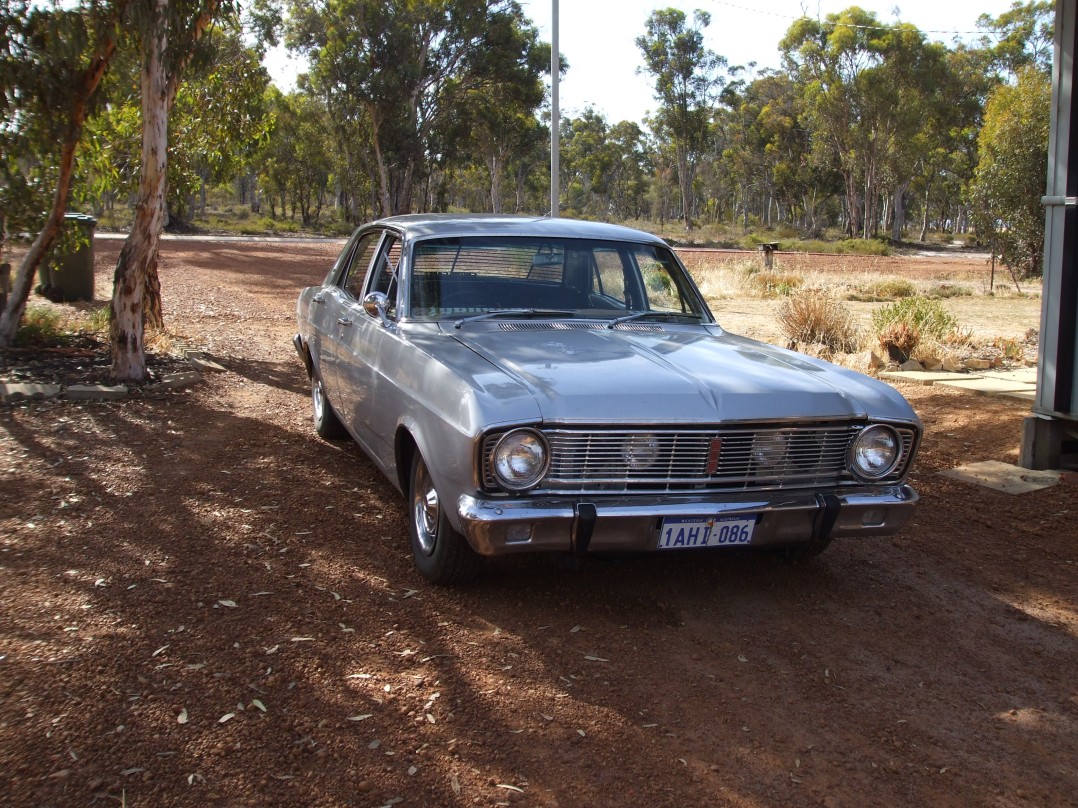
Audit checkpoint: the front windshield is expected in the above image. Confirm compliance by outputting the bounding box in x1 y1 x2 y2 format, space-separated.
407 236 707 323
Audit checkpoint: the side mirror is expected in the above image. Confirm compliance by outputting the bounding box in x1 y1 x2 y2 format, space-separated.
362 291 393 328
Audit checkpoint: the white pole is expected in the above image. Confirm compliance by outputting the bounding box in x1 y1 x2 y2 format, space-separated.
550 0 560 217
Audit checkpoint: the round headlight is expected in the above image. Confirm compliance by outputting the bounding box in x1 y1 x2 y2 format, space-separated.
492 429 548 491
623 434 660 470
849 425 901 479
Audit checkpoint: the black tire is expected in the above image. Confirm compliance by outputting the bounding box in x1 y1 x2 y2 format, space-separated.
311 369 348 440
407 451 483 584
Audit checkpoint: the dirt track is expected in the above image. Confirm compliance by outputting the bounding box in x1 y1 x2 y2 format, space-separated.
1 238 1076 807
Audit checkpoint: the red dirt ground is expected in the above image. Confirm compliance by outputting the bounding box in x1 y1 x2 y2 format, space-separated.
1 238 1076 807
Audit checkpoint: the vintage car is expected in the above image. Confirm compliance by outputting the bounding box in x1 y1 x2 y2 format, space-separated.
294 214 921 583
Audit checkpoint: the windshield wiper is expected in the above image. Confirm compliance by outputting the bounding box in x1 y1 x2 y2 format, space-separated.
606 311 702 329
453 308 575 329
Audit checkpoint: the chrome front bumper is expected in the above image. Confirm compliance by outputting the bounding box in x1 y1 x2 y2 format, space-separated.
457 485 919 556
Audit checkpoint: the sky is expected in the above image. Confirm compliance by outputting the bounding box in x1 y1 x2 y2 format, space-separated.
265 0 1023 126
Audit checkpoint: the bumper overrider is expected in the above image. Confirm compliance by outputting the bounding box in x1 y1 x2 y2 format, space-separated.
457 485 919 556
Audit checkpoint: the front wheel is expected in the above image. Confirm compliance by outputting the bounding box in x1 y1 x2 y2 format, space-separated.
408 451 483 584
311 370 348 440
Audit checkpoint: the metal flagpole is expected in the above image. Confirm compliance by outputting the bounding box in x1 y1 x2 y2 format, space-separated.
550 0 559 217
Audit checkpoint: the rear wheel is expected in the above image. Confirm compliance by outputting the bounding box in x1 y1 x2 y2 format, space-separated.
408 451 483 584
311 370 348 439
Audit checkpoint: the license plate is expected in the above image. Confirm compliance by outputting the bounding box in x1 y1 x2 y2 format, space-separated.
657 515 756 549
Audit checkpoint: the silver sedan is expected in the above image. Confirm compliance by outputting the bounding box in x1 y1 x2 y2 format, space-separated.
294 215 921 583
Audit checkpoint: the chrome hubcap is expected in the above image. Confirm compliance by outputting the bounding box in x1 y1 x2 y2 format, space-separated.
312 377 325 422
413 458 439 557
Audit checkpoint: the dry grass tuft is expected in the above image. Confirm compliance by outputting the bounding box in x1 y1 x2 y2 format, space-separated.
777 290 861 353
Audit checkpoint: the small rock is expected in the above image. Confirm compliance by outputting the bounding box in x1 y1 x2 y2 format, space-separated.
899 359 924 372
964 357 992 370
942 354 964 372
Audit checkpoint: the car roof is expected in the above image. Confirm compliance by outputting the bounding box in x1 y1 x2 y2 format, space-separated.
364 214 670 246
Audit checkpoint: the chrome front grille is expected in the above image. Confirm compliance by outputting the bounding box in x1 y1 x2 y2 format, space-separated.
481 423 917 493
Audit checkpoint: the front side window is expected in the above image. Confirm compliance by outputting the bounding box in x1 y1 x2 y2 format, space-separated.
340 232 381 299
408 236 705 322
368 236 402 318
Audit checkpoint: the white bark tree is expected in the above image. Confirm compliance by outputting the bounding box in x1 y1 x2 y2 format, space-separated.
110 0 220 380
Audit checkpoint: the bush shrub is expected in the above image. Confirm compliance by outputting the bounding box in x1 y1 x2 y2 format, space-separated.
778 290 860 353
872 296 957 341
865 278 917 299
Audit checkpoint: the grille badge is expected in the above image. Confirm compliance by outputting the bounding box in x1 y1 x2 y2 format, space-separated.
706 437 723 475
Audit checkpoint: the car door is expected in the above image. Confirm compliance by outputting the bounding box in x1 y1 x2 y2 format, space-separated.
335 232 403 461
318 230 382 416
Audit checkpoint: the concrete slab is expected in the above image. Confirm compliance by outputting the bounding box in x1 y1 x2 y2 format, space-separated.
940 460 1060 494
64 384 128 402
1 382 62 403
981 368 1038 383
1000 390 1037 402
880 371 972 385
935 378 1037 396
186 354 227 373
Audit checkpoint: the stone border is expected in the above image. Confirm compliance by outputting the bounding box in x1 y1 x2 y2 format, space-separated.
1 351 227 404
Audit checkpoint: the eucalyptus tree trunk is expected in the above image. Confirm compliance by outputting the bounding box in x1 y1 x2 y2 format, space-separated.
110 0 168 381
675 146 694 232
109 0 216 378
891 184 907 242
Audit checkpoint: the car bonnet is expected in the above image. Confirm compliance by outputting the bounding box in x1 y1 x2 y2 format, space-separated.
447 323 907 425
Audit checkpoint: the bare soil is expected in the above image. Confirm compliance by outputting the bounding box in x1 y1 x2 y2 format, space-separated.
2 238 1076 808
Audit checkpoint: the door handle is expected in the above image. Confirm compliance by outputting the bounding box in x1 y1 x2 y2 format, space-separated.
312 293 326 304
337 318 353 327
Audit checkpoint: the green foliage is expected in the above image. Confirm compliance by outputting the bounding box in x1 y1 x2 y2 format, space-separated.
256 89 336 226
288 0 548 217
86 305 111 333
777 290 859 352
780 8 960 240
86 17 271 223
872 297 958 341
968 66 1051 280
636 8 725 228
1 1 121 242
977 1 1055 76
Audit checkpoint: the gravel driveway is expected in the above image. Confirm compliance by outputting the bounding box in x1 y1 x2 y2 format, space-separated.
1 238 1075 807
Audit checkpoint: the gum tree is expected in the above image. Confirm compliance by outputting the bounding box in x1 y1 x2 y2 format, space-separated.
0 0 127 347
636 8 726 232
110 0 226 380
